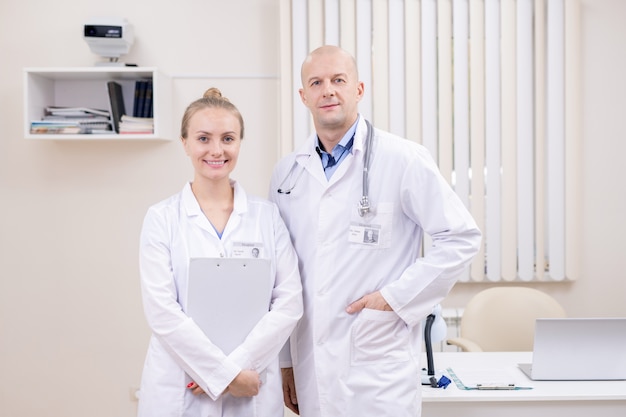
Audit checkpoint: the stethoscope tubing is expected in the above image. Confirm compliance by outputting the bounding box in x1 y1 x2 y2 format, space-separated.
277 118 374 218
358 120 373 217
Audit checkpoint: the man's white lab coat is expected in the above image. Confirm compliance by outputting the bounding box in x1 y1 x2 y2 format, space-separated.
269 118 481 417
138 182 303 417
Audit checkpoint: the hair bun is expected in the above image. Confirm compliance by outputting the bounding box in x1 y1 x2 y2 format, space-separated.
203 87 226 100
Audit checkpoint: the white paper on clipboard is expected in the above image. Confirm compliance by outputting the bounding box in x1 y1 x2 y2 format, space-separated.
186 257 272 355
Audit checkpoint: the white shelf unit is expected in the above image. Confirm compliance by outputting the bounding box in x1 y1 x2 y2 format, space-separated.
23 67 173 140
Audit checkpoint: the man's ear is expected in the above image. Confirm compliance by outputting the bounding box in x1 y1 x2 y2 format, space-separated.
356 81 365 102
298 88 307 105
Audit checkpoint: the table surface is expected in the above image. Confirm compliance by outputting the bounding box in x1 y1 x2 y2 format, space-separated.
422 351 626 403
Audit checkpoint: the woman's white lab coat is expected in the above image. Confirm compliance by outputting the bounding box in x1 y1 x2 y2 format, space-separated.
137 181 303 417
269 117 481 417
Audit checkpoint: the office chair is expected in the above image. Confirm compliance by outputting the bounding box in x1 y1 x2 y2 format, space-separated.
446 286 566 352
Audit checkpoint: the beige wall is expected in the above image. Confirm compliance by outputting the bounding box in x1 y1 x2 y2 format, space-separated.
0 1 281 416
0 1 624 416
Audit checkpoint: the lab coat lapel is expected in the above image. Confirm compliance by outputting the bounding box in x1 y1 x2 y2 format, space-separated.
225 181 247 234
297 134 328 188
295 119 368 190
181 183 217 236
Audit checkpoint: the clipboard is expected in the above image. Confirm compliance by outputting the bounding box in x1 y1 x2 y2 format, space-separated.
186 257 272 355
447 367 533 390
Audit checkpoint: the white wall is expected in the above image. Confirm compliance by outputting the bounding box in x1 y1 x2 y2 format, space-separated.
0 1 624 417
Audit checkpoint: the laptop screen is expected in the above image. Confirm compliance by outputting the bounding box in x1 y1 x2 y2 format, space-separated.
520 318 626 381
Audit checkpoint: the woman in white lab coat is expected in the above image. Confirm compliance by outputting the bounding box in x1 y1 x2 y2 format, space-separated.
137 88 303 417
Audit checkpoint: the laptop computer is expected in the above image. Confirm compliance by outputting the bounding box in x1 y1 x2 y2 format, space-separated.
519 317 626 381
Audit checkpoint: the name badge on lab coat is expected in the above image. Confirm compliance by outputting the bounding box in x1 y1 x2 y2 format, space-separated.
348 202 393 248
232 242 264 258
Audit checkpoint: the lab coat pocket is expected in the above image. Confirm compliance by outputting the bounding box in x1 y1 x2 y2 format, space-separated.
350 308 410 365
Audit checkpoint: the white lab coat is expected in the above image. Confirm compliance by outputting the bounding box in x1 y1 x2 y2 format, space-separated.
137 181 303 417
269 117 481 417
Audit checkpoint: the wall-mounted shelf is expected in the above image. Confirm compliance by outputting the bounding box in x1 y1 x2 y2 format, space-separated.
23 67 173 141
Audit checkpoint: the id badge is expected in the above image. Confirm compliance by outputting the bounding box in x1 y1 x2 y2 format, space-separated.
232 242 264 258
348 202 393 248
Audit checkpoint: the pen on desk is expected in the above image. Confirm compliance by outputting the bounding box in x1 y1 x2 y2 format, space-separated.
476 383 516 390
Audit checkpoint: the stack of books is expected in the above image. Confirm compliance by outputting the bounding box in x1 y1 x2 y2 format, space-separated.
132 80 153 118
118 115 154 134
107 80 154 134
30 78 156 135
30 107 112 134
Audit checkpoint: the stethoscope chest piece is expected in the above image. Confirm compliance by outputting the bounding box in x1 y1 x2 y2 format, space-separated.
358 196 370 217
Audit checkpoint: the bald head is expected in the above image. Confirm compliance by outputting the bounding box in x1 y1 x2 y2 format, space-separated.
301 45 359 86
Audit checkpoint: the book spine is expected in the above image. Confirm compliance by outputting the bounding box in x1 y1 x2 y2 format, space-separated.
142 80 153 118
132 81 141 117
134 80 148 118
107 81 126 134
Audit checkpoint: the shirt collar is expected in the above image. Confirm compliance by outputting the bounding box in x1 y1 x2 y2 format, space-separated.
316 115 360 153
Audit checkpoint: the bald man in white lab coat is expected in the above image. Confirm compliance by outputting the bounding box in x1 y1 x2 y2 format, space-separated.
270 45 481 417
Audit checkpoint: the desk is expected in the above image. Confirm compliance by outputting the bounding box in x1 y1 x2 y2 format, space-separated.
422 352 626 417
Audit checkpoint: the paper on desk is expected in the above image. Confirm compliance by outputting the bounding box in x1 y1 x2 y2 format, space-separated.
447 367 533 390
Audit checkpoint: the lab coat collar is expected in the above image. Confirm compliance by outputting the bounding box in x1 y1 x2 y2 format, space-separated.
181 180 248 233
293 115 369 186
296 114 368 158
231 180 248 215
351 115 368 157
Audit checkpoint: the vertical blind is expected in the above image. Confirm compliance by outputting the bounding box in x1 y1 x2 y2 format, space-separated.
279 0 580 282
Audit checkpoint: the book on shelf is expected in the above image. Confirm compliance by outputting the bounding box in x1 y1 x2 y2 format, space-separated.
142 80 153 118
43 113 111 125
107 81 126 133
119 114 154 134
30 120 82 134
133 80 148 117
79 123 113 133
132 80 153 118
45 106 110 118
30 119 113 134
121 115 152 123
36 109 112 133
119 126 154 134
43 114 109 122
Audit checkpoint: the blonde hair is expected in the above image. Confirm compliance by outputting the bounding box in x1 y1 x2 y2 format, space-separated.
180 87 244 139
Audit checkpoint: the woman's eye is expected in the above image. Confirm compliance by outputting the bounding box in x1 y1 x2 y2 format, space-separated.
223 136 234 143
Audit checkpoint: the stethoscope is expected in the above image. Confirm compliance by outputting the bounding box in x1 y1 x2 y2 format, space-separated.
358 119 373 217
277 119 374 217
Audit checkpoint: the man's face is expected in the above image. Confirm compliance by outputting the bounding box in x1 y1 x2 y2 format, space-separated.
299 48 364 132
